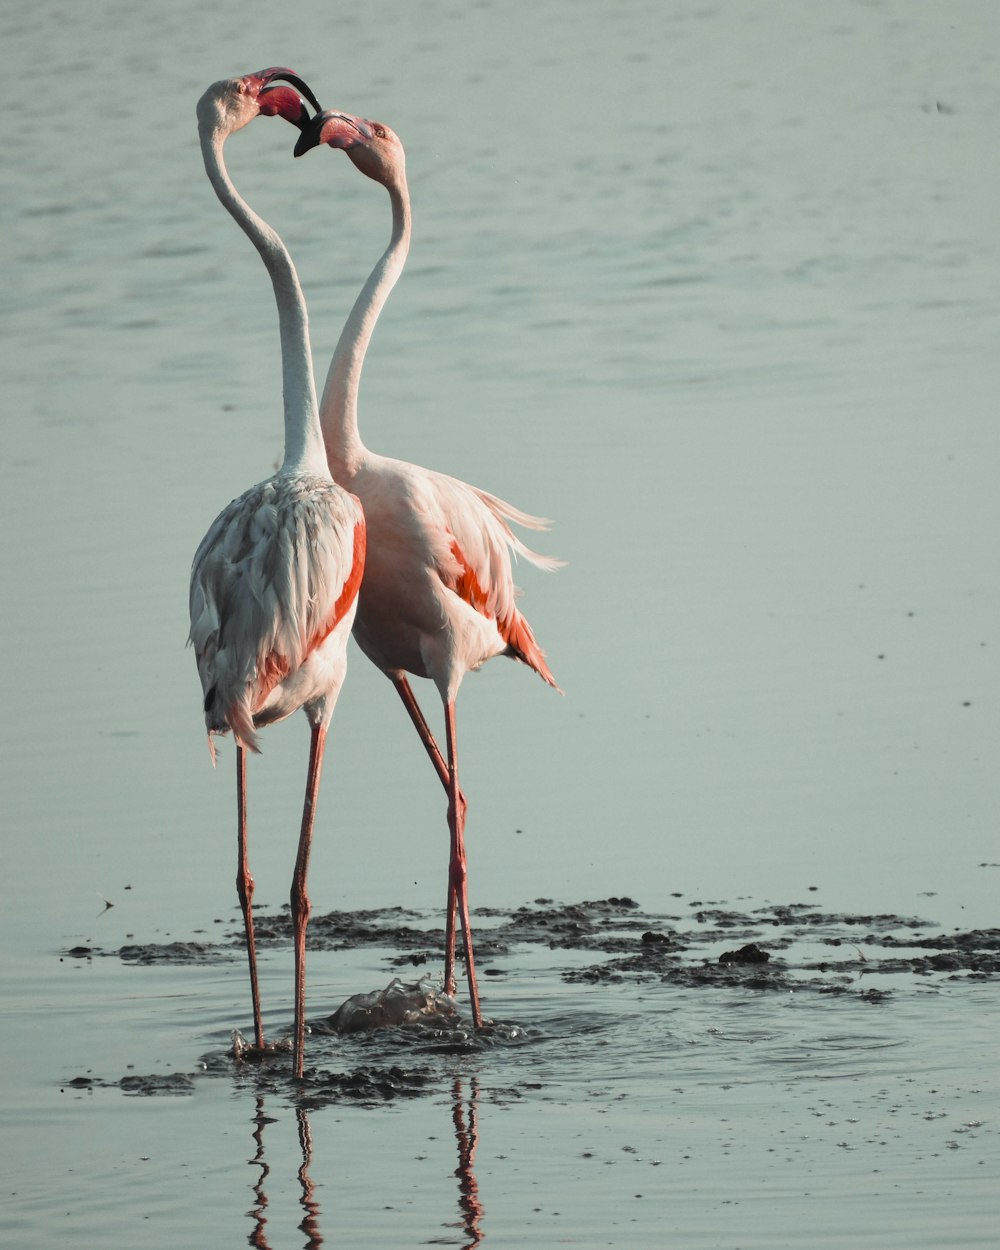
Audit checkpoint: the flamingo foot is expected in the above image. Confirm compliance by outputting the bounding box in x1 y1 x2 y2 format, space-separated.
232 1030 293 1062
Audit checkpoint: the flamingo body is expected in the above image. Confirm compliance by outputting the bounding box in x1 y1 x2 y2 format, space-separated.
189 71 363 1076
191 473 364 752
342 454 558 701
294 109 561 1025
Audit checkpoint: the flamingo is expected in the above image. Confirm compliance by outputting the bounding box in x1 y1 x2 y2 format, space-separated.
293 108 561 1027
189 71 366 1076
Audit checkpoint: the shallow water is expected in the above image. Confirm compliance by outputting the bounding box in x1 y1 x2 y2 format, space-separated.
9 898 1000 1248
3 0 999 1246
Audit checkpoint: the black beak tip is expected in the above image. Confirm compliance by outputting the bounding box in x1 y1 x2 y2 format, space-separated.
293 124 321 158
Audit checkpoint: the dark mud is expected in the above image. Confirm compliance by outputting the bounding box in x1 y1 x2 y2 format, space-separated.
64 897 999 1104
66 997 532 1109
70 895 999 984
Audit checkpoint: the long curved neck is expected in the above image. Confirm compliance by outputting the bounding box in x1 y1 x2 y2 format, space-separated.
319 175 411 475
200 123 328 477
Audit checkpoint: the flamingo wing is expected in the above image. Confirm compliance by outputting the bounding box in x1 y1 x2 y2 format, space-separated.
189 473 365 749
421 469 562 688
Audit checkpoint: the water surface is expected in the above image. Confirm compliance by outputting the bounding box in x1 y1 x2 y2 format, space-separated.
2 1 998 1246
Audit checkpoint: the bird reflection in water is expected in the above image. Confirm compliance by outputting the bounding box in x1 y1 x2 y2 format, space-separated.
295 1108 323 1250
449 1075 485 1249
247 1097 274 1248
244 1077 484 1248
247 1098 321 1249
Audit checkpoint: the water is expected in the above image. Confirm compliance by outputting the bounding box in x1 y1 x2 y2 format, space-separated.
7 902 998 1248
2 0 999 1245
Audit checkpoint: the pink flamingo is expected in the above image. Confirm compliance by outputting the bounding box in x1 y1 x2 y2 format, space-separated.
294 109 561 1026
190 71 366 1076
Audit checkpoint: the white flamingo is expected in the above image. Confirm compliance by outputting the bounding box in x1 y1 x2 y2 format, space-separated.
190 71 365 1075
293 108 561 1026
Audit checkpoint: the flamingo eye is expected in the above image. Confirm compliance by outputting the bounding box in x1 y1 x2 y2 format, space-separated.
373 124 387 139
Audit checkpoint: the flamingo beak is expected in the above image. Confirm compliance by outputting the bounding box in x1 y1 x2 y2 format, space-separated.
293 110 371 157
240 68 322 130
248 67 322 113
258 85 315 130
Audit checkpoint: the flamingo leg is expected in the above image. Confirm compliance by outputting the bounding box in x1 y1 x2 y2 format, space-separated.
390 674 468 983
290 722 328 1077
235 744 265 1049
390 674 453 793
443 699 482 1027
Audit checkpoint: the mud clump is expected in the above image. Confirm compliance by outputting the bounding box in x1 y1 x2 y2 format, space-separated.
64 1073 196 1096
117 941 228 965
295 1065 431 1111
719 943 771 965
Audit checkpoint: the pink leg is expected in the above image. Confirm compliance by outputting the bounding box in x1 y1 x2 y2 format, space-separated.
391 675 449 789
235 744 265 1049
390 675 467 988
443 700 482 1027
290 722 328 1077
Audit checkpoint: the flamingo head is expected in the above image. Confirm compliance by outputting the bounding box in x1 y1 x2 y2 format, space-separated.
293 110 404 185
197 67 322 138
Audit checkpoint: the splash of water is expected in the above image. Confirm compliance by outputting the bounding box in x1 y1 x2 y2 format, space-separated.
326 977 460 1033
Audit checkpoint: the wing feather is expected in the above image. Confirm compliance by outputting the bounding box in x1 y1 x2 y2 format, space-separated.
415 469 563 688
189 473 364 750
